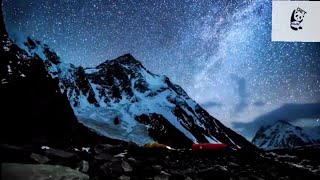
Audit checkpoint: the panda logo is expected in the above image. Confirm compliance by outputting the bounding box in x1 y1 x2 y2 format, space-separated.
290 7 307 31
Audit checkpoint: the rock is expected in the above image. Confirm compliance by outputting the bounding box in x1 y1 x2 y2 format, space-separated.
154 171 171 180
78 160 89 173
114 152 127 158
183 168 194 175
110 157 122 162
300 159 311 165
239 177 249 180
101 162 123 176
227 162 240 169
213 165 228 172
198 165 231 179
152 164 163 173
143 166 154 175
114 117 121 125
239 171 250 177
168 170 187 179
118 175 131 180
94 153 113 160
185 177 192 180
44 148 76 159
240 175 264 180
30 153 50 164
1 163 89 180
94 144 114 154
110 162 124 174
128 157 137 164
121 161 133 172
0 144 30 152
249 175 264 180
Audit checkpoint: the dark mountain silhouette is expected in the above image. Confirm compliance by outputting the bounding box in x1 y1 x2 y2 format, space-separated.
0 0 113 148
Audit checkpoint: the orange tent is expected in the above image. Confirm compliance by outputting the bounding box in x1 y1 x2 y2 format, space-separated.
144 143 168 149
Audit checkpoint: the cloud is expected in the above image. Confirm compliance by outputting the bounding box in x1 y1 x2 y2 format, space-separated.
230 74 249 114
233 103 320 140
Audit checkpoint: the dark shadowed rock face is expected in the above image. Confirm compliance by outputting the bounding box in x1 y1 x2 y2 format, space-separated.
0 1 109 148
135 113 194 148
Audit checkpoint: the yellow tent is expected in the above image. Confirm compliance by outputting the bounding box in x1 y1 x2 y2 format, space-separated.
144 142 168 149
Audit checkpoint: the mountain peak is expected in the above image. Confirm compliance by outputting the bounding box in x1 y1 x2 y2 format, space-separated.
252 120 315 150
97 53 143 69
274 120 291 125
272 120 303 131
119 53 135 59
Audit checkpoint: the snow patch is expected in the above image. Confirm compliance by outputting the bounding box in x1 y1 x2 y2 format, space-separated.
81 147 90 153
41 146 50 150
204 135 220 143
7 65 12 74
85 68 99 74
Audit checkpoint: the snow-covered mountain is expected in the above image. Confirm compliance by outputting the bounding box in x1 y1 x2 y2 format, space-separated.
7 36 256 149
1 4 255 149
252 120 316 150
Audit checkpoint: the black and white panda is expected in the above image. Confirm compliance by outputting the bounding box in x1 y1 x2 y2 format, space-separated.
290 7 306 31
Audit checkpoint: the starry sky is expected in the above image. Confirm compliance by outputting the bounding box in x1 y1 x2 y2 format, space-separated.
3 0 320 139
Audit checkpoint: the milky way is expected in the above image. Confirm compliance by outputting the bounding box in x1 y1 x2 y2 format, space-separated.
3 0 320 137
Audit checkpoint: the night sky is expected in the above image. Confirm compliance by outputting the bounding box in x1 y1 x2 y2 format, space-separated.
3 0 320 138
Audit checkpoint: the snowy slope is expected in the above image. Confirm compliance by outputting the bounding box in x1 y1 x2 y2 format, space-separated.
252 120 316 150
9 35 255 149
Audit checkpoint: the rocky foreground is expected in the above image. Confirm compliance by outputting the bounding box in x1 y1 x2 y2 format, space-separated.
1 142 320 180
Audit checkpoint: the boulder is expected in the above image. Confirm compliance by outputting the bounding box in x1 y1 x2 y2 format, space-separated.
94 144 115 154
121 161 133 172
94 153 113 161
198 165 232 179
118 175 131 180
127 157 137 164
152 164 163 173
227 162 240 169
101 162 123 176
1 163 89 180
30 153 50 164
44 148 76 159
154 171 171 180
78 160 89 173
